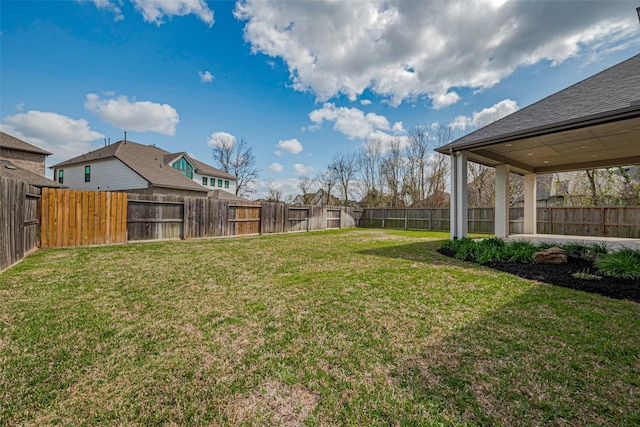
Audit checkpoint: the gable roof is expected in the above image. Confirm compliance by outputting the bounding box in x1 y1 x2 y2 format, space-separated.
0 160 64 188
51 140 208 193
436 54 640 174
164 152 237 180
0 131 52 155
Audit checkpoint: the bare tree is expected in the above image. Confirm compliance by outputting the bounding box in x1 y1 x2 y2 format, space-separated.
263 179 283 202
297 176 316 204
424 152 450 207
328 151 357 205
467 162 495 207
211 133 235 173
357 137 383 207
211 135 259 197
380 137 406 208
316 170 338 206
405 126 431 206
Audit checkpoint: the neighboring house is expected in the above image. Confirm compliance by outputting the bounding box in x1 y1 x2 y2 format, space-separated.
292 189 341 206
51 139 240 198
0 131 51 177
0 160 65 188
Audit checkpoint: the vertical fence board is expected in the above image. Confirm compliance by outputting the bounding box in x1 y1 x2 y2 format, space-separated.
0 177 40 271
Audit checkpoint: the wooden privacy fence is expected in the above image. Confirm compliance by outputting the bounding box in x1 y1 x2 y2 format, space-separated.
362 207 640 238
126 195 364 241
360 208 451 232
6 181 640 272
40 188 127 248
510 206 640 238
0 176 40 271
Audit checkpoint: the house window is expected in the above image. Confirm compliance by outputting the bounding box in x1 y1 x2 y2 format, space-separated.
225 180 229 188
210 179 215 187
85 165 91 182
58 170 64 184
218 179 223 187
172 157 193 179
202 177 208 186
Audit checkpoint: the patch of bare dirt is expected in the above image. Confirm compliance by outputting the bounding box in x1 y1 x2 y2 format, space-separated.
438 248 640 303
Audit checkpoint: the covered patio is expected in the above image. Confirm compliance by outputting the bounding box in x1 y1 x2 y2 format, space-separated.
436 54 640 246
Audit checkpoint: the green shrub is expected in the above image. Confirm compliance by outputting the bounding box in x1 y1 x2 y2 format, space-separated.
558 242 610 261
594 248 640 280
475 245 508 264
505 241 538 264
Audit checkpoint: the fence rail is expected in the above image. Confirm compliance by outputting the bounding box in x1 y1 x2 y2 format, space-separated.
362 207 640 238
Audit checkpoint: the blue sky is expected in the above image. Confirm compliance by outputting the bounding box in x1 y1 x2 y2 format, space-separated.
2 0 639 199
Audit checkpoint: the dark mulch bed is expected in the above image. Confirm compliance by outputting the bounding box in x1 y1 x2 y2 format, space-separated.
438 248 640 303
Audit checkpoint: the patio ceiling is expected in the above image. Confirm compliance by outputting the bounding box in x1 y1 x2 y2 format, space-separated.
437 54 640 175
461 111 640 175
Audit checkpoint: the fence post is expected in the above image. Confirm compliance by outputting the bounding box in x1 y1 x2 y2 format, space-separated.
600 207 606 237
404 208 408 230
428 208 432 231
382 209 385 229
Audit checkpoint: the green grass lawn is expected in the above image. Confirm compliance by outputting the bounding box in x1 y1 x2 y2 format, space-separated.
1 229 639 425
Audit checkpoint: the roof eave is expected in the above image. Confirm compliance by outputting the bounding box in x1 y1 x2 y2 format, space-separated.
436 104 640 155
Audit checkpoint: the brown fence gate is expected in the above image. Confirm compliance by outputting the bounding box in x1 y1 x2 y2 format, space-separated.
40 188 127 248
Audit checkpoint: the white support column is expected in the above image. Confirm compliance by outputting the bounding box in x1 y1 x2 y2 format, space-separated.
449 151 468 239
524 173 537 234
495 164 510 238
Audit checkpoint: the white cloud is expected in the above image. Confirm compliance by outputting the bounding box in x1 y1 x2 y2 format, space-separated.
449 99 520 130
1 110 105 162
360 99 372 106
293 163 314 175
84 93 179 135
432 91 461 110
276 138 303 155
392 121 404 133
235 1 638 107
307 103 393 139
268 162 284 172
206 131 236 148
85 0 213 26
199 70 214 83
82 0 124 21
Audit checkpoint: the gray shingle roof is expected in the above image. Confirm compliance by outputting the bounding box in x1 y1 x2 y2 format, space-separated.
0 160 64 188
208 189 251 202
164 152 237 180
51 140 209 193
0 132 52 155
437 54 640 153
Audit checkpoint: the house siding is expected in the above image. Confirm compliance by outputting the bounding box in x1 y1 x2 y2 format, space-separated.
192 171 237 195
0 148 47 176
54 158 148 191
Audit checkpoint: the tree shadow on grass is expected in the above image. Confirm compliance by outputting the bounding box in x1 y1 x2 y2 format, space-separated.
356 240 454 265
392 284 640 425
359 241 640 303
358 241 640 425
